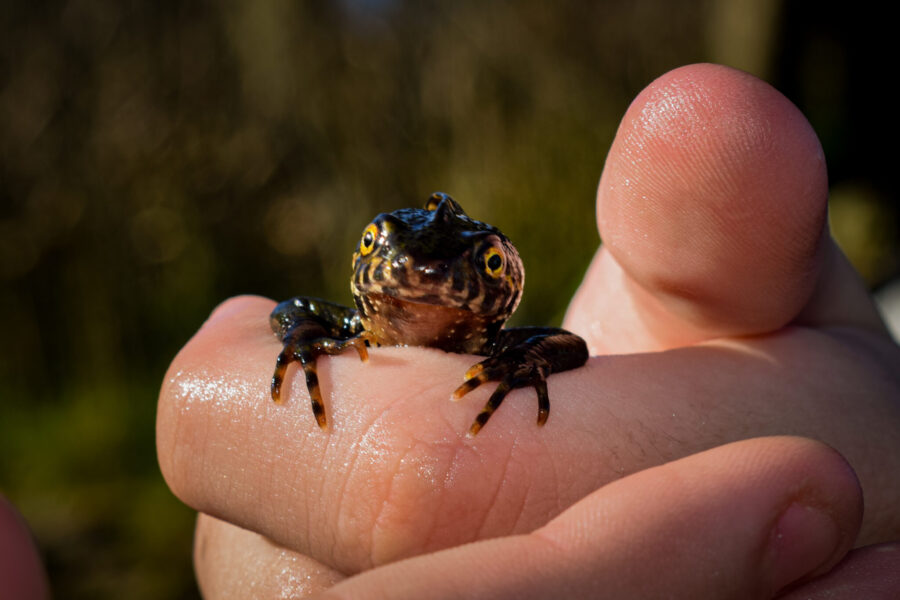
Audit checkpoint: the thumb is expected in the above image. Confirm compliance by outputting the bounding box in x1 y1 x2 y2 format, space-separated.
566 63 828 353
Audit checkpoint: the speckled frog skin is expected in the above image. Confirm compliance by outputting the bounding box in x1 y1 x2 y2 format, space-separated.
270 192 588 435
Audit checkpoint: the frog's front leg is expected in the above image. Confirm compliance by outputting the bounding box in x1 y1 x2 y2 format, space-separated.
270 297 370 429
452 327 588 436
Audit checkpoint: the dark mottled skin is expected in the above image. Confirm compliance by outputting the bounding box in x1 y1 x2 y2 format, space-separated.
270 192 589 435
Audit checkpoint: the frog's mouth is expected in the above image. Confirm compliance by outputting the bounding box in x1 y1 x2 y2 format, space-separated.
352 247 519 319
353 255 486 313
372 289 473 310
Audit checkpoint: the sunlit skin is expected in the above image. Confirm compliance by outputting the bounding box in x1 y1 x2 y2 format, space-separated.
269 192 588 435
156 64 900 597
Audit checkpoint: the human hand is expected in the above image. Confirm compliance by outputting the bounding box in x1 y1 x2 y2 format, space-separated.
157 64 900 595
0 494 49 600
192 436 900 599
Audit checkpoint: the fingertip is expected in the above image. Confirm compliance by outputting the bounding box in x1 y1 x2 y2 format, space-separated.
202 295 277 332
722 437 863 594
771 503 846 592
156 294 278 512
765 439 863 592
596 63 828 342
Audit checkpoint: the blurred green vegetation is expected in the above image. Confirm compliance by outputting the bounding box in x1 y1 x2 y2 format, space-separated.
0 1 896 597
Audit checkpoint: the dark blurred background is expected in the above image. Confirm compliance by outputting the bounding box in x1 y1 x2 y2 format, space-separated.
1 1 897 597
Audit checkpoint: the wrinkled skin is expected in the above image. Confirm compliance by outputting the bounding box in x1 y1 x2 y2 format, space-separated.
157 64 900 598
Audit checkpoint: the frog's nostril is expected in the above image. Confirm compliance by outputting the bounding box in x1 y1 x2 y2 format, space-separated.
420 262 449 279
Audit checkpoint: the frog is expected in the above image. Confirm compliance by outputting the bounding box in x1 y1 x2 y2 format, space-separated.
269 192 589 436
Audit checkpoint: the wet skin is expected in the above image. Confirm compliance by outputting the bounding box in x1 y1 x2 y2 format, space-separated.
269 192 588 435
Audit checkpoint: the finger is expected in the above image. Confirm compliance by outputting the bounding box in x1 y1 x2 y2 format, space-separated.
0 495 50 600
779 543 900 599
157 297 900 575
316 437 861 600
160 295 505 574
566 63 835 353
194 513 343 599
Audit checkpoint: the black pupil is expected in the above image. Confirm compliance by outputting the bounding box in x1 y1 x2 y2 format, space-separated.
487 253 502 271
363 231 374 247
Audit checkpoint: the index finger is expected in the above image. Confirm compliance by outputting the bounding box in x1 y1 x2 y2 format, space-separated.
157 295 900 575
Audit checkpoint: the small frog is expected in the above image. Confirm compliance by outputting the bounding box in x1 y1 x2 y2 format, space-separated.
270 192 588 435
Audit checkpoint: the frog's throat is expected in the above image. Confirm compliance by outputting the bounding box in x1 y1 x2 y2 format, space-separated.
357 291 502 353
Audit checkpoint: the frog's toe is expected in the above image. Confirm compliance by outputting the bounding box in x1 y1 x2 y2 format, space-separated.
301 360 327 429
272 329 374 429
451 376 483 401
455 355 552 435
347 333 372 363
272 345 329 428
464 362 484 379
534 378 550 426
466 376 550 436
451 359 507 400
271 349 295 403
467 380 512 436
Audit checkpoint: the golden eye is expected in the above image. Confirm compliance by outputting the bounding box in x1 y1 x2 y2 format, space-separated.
360 223 378 256
483 247 504 278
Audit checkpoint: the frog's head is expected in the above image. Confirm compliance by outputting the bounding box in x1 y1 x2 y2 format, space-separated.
350 193 524 351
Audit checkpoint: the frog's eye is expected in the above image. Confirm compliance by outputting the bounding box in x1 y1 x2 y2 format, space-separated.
360 223 379 256
482 247 504 278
